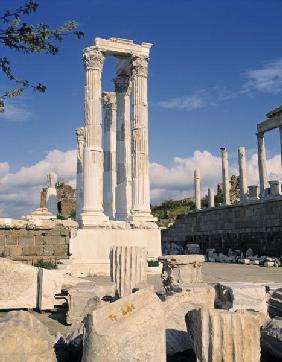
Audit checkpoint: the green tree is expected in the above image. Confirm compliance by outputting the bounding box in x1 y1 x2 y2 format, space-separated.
0 1 84 112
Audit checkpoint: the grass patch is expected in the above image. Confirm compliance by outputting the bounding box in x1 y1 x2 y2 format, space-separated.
34 259 57 269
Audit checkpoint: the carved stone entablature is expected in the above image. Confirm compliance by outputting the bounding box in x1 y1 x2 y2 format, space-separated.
132 56 148 78
83 47 105 71
113 74 130 93
102 92 116 110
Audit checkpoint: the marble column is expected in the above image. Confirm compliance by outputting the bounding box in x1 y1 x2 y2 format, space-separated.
80 47 109 227
130 56 155 223
238 147 248 202
220 148 230 205
208 188 214 208
75 127 84 222
257 132 268 198
194 168 201 210
46 172 58 216
102 92 116 219
114 75 132 221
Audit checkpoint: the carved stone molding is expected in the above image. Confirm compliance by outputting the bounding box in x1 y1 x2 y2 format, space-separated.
113 74 130 93
75 127 85 141
83 47 105 71
132 56 148 78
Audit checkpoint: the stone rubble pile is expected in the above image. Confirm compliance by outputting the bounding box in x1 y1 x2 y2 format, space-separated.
205 247 282 267
261 317 282 360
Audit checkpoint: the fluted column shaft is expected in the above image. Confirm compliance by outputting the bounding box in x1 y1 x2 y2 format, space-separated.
238 147 248 202
131 56 153 222
194 168 201 210
80 47 108 227
257 132 268 198
114 75 132 221
208 188 214 208
221 148 230 205
102 92 116 219
75 127 84 221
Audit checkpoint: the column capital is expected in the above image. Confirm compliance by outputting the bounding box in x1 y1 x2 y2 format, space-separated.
102 92 116 109
83 46 105 71
113 74 130 93
132 56 148 78
256 131 264 138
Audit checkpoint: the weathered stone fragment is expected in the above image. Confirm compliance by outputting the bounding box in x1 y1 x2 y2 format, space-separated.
82 289 165 362
110 246 147 297
66 281 114 325
0 257 38 309
268 288 282 317
0 311 56 362
38 268 63 310
261 317 282 360
159 255 205 293
164 284 215 355
186 308 264 362
216 282 267 314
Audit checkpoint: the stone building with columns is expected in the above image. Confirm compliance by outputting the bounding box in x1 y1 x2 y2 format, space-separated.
163 105 282 257
67 38 161 275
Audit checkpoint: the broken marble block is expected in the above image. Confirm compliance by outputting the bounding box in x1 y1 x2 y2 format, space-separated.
216 282 267 314
268 288 282 317
186 243 200 254
186 308 265 362
0 311 56 362
0 257 38 309
82 289 166 362
158 255 205 293
110 246 147 297
261 317 282 360
164 284 215 355
66 282 111 325
38 268 63 310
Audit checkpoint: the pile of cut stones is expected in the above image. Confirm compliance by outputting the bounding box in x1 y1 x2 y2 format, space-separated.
0 249 282 361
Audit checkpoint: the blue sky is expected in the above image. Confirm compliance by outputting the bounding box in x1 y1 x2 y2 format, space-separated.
1 0 282 216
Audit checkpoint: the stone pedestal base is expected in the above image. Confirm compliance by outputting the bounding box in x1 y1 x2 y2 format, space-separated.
64 227 161 276
79 211 109 228
130 212 157 223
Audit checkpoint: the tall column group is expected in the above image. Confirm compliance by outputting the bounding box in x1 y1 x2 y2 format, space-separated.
76 46 155 227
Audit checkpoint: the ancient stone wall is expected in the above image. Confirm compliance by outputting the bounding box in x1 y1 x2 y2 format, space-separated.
0 225 71 264
162 197 282 256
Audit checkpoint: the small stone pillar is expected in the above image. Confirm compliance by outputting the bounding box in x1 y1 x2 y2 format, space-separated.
186 308 264 362
102 92 116 219
158 255 205 293
75 127 84 222
269 180 282 196
248 185 259 200
257 132 268 198
220 147 230 205
208 188 214 208
80 47 108 227
238 147 248 202
114 74 132 221
82 289 166 362
46 172 57 216
110 246 148 297
194 168 201 210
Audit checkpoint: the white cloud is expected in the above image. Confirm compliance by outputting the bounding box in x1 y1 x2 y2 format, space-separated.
0 102 32 122
158 92 207 110
0 149 76 217
0 148 281 216
150 150 282 204
243 59 282 94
